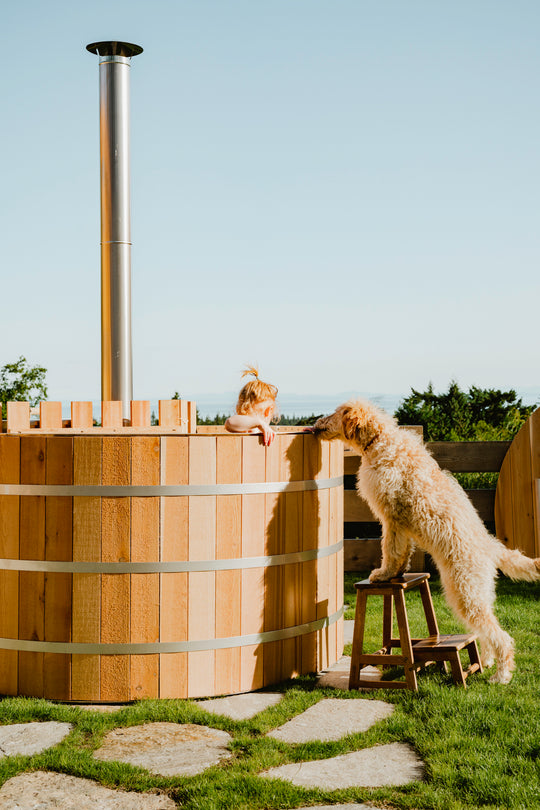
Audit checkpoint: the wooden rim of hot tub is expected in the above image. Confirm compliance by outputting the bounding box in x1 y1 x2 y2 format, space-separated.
0 400 344 701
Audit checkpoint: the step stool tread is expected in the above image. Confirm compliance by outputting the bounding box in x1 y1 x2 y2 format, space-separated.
413 633 478 652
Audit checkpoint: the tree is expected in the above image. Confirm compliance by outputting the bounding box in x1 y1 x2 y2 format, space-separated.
0 356 48 419
394 381 534 442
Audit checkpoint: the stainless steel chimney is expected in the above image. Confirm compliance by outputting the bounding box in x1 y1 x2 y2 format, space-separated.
86 40 143 419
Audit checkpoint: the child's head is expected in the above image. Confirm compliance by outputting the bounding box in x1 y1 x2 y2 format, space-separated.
236 366 279 422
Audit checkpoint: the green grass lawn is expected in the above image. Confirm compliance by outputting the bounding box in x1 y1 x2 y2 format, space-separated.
1 573 540 809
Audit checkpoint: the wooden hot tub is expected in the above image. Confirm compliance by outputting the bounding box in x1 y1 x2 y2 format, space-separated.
0 401 344 701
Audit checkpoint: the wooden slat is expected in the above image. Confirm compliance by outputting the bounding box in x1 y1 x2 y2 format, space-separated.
344 490 374 522
130 436 160 698
159 400 180 428
18 436 46 696
188 401 197 432
264 434 283 685
101 401 123 428
188 435 216 697
502 419 535 557
71 401 93 429
344 441 510 475
427 441 510 472
0 436 20 694
344 538 382 572
467 490 497 523
240 436 266 691
344 488 496 524
327 441 342 663
332 439 344 662
280 435 303 681
40 402 62 429
179 400 189 433
316 451 331 672
316 442 333 671
215 435 242 695
100 436 131 700
160 436 189 698
44 437 72 699
7 402 30 432
130 401 151 428
72 436 102 701
301 435 320 674
530 410 540 557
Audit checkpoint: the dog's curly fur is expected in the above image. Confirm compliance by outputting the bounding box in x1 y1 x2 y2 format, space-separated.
315 399 540 684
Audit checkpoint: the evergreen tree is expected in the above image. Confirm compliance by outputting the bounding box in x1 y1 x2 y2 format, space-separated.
394 381 534 441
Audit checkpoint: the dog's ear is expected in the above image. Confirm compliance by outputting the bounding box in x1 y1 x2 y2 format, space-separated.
341 405 362 441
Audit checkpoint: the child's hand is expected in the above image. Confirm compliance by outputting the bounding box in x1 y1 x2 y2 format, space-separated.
260 422 276 446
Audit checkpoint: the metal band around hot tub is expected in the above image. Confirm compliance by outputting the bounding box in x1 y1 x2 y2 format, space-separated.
0 539 343 573
0 476 342 497
0 606 344 655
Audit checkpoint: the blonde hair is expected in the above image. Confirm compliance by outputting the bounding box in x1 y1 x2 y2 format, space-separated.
236 365 279 421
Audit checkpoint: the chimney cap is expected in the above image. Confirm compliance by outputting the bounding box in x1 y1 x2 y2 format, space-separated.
86 41 143 58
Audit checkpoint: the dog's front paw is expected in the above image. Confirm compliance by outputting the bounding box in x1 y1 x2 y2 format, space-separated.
369 568 392 582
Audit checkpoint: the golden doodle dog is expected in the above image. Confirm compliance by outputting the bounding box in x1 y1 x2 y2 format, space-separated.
314 399 540 684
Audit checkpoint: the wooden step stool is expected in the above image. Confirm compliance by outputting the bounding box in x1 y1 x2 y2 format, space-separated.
349 573 482 691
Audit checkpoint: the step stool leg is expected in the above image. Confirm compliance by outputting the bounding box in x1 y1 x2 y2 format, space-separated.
448 650 467 687
394 590 418 691
466 639 483 674
419 580 440 637
418 580 447 673
382 594 393 652
349 590 368 690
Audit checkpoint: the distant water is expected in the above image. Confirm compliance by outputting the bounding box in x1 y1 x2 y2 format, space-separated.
60 388 540 421
193 387 540 421
194 392 406 420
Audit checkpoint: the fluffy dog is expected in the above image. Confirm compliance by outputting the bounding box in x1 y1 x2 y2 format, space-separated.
314 399 540 683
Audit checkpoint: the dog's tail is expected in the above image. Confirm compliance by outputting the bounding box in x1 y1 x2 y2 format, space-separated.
495 545 540 582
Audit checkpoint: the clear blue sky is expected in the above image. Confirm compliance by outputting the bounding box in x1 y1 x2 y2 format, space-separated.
1 1 539 404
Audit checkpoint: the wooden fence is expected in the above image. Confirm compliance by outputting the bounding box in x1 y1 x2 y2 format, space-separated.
2 400 197 433
344 439 511 571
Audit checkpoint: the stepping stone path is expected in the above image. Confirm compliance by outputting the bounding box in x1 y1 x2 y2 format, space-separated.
0 721 72 758
0 771 176 809
261 742 425 789
197 691 283 719
93 722 233 777
0 692 423 805
268 697 394 742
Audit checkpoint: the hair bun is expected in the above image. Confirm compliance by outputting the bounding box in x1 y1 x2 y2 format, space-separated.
241 365 260 380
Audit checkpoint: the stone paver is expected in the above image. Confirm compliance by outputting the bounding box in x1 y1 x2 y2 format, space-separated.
344 618 355 644
93 722 232 777
261 742 425 789
0 721 72 758
77 704 125 713
268 697 394 743
0 771 175 809
197 692 283 720
297 805 382 810
316 656 381 689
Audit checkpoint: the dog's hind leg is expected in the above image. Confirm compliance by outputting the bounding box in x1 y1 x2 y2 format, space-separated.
441 571 515 683
369 521 413 582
